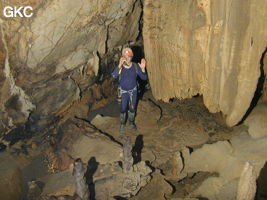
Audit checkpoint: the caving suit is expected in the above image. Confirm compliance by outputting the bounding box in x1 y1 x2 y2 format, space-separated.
112 62 147 132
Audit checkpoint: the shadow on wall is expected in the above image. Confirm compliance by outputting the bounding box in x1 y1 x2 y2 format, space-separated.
131 46 144 63
131 45 148 100
239 47 267 124
256 161 267 200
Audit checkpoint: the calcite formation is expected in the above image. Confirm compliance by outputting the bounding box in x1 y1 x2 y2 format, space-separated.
143 0 267 126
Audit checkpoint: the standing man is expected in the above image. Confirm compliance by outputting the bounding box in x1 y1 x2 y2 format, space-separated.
112 47 147 133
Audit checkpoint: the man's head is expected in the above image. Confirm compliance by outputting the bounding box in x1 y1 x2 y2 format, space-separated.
122 47 133 66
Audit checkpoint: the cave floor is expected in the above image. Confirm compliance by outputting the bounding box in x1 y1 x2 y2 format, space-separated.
0 89 249 200
91 90 236 163
86 90 246 199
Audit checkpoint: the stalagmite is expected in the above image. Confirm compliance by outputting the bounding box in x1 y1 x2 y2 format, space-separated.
72 158 89 200
123 136 134 173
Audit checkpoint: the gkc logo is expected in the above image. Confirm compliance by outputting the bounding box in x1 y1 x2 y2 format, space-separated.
3 6 33 18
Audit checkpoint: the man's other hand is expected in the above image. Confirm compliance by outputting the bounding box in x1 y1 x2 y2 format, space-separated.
138 58 146 72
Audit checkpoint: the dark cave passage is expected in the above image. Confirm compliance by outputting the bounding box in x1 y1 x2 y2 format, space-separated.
240 47 267 124
256 161 267 200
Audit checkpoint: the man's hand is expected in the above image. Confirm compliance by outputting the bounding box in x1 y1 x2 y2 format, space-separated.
138 58 146 72
119 57 126 68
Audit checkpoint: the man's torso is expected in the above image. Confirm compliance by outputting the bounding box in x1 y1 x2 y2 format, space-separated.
119 63 137 91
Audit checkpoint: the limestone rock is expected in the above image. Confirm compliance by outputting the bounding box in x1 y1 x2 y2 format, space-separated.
158 149 188 181
41 170 75 197
69 134 122 165
0 0 142 135
130 170 172 200
44 119 122 171
25 0 138 69
0 22 35 135
244 102 267 139
107 0 142 49
236 162 257 200
72 159 89 200
95 161 152 199
91 114 114 127
31 77 79 120
143 0 267 126
184 132 267 200
135 100 162 133
0 153 23 200
27 180 43 200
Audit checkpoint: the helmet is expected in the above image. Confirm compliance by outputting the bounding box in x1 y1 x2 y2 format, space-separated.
122 47 134 57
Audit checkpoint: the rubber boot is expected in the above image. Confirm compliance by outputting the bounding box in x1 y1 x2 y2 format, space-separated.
128 111 137 130
119 112 127 133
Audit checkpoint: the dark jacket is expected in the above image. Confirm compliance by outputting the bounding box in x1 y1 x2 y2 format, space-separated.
111 63 147 91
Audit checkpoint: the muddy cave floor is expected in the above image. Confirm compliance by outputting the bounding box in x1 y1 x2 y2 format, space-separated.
0 90 249 199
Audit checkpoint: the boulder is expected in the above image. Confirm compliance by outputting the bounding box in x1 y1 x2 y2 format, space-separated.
94 161 152 199
184 132 267 200
244 102 267 139
69 134 122 165
130 170 173 200
44 118 122 171
91 114 115 127
41 170 75 197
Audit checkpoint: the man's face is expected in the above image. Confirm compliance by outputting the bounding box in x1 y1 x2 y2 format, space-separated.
124 55 133 66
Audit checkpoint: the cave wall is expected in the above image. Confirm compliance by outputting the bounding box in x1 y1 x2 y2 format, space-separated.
1 0 267 134
143 0 267 126
0 0 142 135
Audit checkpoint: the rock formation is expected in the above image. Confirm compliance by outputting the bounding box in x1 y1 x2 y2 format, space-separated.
1 0 266 134
123 136 134 173
72 158 89 200
236 162 256 200
244 102 267 139
0 153 23 200
0 0 142 136
179 132 267 200
143 0 267 126
39 133 151 200
43 118 122 171
1 1 267 199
